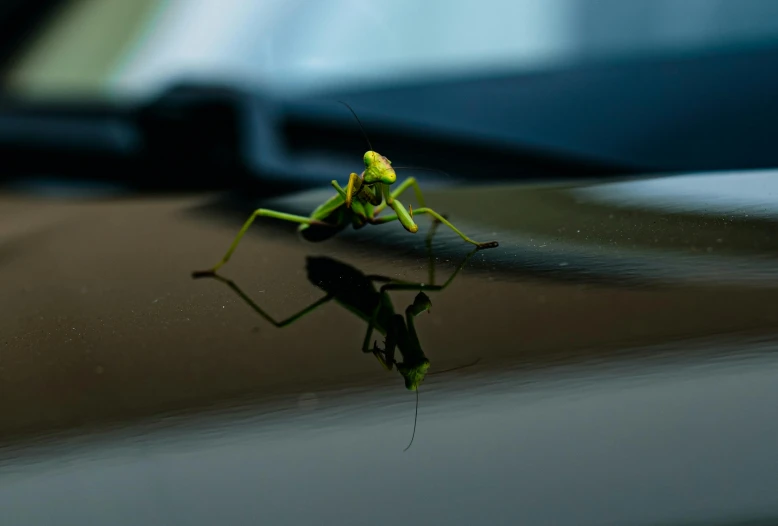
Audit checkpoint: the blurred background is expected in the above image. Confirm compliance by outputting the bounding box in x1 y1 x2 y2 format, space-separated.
3 0 778 194
7 0 778 98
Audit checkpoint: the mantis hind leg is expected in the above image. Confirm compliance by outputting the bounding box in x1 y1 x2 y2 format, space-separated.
373 177 426 215
193 209 324 276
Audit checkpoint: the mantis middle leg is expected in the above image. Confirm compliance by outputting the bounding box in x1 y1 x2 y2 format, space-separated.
372 177 426 215
345 172 362 208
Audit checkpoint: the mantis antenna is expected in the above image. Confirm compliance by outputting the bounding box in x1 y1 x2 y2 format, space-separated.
428 358 481 376
393 166 454 179
337 100 373 151
404 389 419 452
337 101 452 180
404 358 480 452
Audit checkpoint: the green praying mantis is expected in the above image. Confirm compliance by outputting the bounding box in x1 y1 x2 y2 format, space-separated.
192 102 498 278
193 222 480 450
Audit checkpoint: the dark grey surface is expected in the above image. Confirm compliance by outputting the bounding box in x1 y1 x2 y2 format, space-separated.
1 170 778 525
3 341 778 526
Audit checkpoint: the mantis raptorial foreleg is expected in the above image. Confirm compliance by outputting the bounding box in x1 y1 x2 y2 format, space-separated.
359 184 382 206
193 209 325 277
373 177 426 214
332 180 370 221
372 313 403 371
345 172 362 208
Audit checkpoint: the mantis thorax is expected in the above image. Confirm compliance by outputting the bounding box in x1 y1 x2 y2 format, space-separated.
363 150 396 185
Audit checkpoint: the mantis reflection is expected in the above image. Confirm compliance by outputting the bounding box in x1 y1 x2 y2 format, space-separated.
194 224 479 449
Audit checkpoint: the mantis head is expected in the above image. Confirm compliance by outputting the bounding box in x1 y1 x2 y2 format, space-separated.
399 357 480 451
363 150 396 185
398 358 431 391
409 292 432 316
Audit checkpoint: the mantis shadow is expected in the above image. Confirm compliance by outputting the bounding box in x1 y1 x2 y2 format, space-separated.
193 222 479 450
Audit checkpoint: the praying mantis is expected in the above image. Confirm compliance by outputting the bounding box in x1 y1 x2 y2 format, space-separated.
193 222 480 450
192 102 498 278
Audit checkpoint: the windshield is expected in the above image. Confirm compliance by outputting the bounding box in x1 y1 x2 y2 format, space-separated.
7 0 778 99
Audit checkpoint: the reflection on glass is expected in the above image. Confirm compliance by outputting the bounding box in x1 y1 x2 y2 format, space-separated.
194 228 479 449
